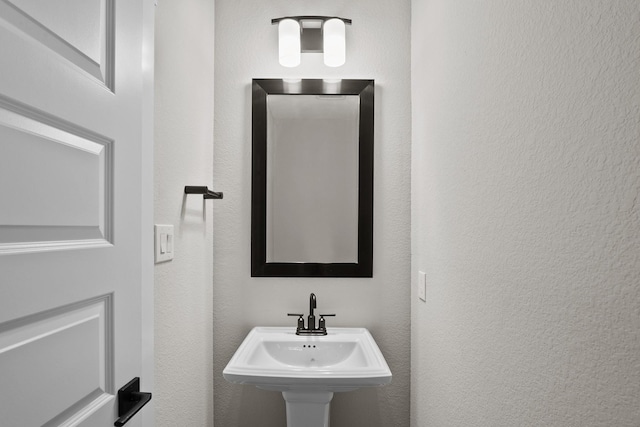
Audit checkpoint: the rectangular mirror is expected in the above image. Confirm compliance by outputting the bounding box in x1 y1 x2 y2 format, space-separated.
252 79 374 277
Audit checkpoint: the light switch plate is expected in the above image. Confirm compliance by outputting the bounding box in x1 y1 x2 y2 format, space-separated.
418 271 427 302
155 224 174 263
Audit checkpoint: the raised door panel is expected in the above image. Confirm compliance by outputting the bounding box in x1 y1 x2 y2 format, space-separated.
0 0 114 88
0 96 113 253
0 296 114 426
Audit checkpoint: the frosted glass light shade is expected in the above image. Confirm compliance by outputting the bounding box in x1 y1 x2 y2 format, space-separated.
323 19 346 67
278 19 301 67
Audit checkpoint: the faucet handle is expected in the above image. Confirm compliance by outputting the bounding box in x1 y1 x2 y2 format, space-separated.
318 314 336 331
287 313 305 330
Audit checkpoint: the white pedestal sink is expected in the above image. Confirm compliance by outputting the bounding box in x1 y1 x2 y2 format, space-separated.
223 327 392 427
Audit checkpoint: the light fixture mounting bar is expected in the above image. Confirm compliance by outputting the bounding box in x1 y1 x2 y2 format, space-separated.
271 16 352 25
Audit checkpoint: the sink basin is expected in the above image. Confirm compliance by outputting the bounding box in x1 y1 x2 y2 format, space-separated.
224 327 391 427
223 326 392 392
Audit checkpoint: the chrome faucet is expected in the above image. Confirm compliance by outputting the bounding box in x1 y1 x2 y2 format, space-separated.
288 293 335 335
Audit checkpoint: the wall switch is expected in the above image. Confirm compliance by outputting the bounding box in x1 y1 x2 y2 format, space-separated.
155 224 174 263
418 271 427 302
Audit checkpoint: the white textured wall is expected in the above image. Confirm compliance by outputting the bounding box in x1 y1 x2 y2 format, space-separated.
154 0 215 425
411 1 640 426
214 1 411 426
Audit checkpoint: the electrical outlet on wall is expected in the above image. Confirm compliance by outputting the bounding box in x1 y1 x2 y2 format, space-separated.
418 271 427 302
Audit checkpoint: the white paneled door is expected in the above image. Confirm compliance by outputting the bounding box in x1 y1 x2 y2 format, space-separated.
0 1 153 426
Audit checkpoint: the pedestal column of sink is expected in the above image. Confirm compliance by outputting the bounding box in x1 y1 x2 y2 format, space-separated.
282 390 334 427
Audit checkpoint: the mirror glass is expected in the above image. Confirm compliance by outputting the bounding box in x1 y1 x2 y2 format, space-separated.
252 79 374 277
266 94 359 263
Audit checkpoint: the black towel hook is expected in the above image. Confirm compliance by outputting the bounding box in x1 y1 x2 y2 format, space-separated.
184 186 223 199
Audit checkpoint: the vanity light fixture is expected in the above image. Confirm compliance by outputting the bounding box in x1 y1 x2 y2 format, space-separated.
272 16 351 67
322 18 346 67
278 18 301 67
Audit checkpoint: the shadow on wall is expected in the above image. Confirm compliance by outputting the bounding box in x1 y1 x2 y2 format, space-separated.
236 387 285 426
331 388 384 426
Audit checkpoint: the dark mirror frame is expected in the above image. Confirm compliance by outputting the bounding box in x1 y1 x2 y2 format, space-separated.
251 78 374 277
